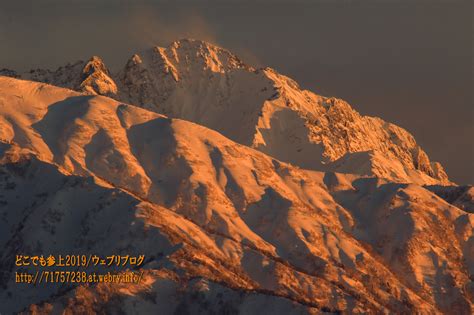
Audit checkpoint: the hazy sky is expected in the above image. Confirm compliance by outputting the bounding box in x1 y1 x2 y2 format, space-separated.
1 0 472 184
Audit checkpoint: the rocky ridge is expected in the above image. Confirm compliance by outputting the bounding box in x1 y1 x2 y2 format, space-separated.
0 39 450 185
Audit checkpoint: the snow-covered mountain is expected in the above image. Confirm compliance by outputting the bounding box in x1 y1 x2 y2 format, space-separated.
1 39 449 185
0 76 472 314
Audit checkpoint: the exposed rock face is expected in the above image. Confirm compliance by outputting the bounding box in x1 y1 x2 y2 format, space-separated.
0 69 19 78
427 185 474 213
3 39 450 185
431 161 450 182
77 56 118 96
3 56 117 98
0 77 472 314
23 60 85 90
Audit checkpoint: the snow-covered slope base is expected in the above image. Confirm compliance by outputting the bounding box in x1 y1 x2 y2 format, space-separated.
1 39 449 185
0 77 472 314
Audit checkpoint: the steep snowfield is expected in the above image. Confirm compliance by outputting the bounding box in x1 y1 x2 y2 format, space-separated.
0 77 472 314
0 148 325 314
1 39 449 185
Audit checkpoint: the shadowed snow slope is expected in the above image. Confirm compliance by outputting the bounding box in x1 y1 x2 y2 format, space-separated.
0 77 472 314
1 39 449 185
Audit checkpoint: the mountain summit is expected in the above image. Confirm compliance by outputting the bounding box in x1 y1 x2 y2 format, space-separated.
2 39 449 185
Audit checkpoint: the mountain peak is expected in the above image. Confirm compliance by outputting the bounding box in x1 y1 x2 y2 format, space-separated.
160 38 249 73
81 55 109 78
78 55 117 96
169 38 229 53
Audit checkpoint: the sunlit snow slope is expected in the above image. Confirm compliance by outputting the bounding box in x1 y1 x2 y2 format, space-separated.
0 77 472 314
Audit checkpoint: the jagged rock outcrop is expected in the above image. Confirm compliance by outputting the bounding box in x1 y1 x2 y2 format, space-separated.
3 56 117 98
77 56 118 96
427 185 474 213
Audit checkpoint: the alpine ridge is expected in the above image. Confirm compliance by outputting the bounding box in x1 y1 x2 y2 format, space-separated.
1 39 450 185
